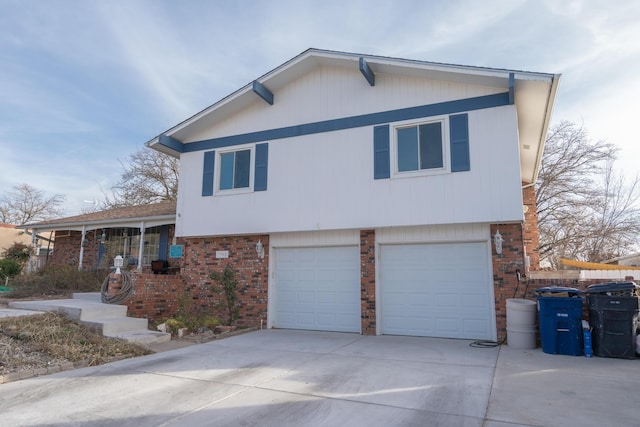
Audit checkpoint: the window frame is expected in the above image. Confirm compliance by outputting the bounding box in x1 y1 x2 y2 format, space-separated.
391 116 450 178
215 144 255 195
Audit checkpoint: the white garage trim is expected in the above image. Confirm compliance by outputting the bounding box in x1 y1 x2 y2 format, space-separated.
378 241 495 340
272 246 361 333
268 230 360 330
375 224 495 340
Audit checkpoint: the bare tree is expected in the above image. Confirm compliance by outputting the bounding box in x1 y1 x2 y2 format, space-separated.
536 121 640 267
104 147 179 208
0 184 65 225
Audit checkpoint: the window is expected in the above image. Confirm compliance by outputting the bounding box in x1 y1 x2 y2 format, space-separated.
202 143 268 196
373 113 469 180
220 149 251 190
396 121 444 173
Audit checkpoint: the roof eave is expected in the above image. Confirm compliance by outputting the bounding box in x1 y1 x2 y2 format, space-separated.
18 214 176 233
530 73 562 184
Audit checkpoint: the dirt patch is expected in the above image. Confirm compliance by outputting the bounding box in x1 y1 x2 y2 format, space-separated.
0 312 151 382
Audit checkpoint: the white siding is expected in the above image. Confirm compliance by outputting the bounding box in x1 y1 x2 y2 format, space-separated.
177 103 522 237
184 66 504 143
175 63 523 238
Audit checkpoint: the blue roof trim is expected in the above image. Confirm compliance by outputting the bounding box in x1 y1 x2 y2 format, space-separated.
508 73 515 105
159 134 185 153
252 80 274 105
359 57 375 86
182 92 510 153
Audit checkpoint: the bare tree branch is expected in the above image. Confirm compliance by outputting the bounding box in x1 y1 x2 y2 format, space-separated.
536 121 640 267
0 184 65 225
104 147 179 208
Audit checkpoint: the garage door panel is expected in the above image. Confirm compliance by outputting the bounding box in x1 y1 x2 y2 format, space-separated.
275 246 360 333
381 242 493 340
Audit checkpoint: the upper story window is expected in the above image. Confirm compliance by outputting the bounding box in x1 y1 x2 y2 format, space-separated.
202 143 268 197
220 149 251 190
394 118 448 176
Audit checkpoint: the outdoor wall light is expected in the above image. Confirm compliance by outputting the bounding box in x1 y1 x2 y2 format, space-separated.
114 255 124 274
256 240 265 259
494 230 503 255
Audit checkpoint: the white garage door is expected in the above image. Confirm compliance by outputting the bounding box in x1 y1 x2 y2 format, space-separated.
380 242 493 339
274 246 360 333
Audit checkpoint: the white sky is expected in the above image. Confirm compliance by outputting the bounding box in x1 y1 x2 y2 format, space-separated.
1 0 639 215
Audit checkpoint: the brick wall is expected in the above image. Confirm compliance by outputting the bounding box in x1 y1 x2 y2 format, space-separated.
50 230 100 269
522 184 540 270
125 272 186 320
491 223 526 342
179 234 269 327
360 229 376 335
50 231 82 267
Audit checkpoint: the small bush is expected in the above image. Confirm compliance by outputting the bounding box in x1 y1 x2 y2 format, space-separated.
0 259 22 281
6 265 103 298
210 265 240 325
2 242 31 268
160 294 221 336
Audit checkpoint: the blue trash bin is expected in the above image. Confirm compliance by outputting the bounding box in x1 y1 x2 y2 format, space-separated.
536 287 584 356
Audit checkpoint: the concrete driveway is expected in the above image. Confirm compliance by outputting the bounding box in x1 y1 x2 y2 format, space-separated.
0 329 638 426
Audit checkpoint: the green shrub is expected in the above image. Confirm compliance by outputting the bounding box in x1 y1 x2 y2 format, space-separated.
2 242 31 267
0 259 22 281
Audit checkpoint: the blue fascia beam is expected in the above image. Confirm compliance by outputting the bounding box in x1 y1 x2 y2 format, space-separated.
359 57 375 86
158 134 185 153
252 80 274 105
509 73 515 105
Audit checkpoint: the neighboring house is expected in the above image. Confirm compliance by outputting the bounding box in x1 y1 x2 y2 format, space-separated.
0 223 32 252
141 48 560 341
0 223 51 270
18 202 177 271
603 253 640 268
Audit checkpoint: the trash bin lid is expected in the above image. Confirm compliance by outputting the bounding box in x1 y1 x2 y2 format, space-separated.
535 286 582 296
586 281 639 295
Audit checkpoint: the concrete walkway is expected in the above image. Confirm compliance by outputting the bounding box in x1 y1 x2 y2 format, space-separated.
0 329 638 426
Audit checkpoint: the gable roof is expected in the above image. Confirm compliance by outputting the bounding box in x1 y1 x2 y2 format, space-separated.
17 201 176 233
147 48 560 183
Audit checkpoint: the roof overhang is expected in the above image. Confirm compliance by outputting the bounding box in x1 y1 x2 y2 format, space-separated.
17 214 176 233
147 48 560 183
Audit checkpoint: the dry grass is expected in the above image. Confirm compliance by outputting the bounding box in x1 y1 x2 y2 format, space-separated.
0 312 151 376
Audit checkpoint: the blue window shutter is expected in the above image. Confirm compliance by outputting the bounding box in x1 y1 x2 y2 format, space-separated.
254 143 269 191
158 225 169 260
202 150 215 196
449 114 470 172
373 125 390 179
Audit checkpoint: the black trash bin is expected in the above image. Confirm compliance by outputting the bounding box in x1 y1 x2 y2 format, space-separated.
536 287 584 356
586 282 640 359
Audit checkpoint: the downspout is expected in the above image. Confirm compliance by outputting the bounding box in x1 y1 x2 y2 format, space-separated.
137 221 145 271
78 225 86 271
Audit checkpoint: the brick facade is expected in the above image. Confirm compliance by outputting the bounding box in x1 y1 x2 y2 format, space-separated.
48 187 555 342
490 223 527 342
522 184 540 270
360 229 376 335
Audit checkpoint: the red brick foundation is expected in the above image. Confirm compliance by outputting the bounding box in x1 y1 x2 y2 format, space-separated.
182 234 268 327
491 223 526 342
360 229 376 334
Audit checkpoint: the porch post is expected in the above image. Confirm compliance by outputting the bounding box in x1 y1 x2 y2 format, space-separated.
137 221 145 270
78 225 86 270
26 228 37 273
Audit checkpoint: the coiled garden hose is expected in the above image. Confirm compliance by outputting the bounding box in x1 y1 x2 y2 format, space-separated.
101 271 134 305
